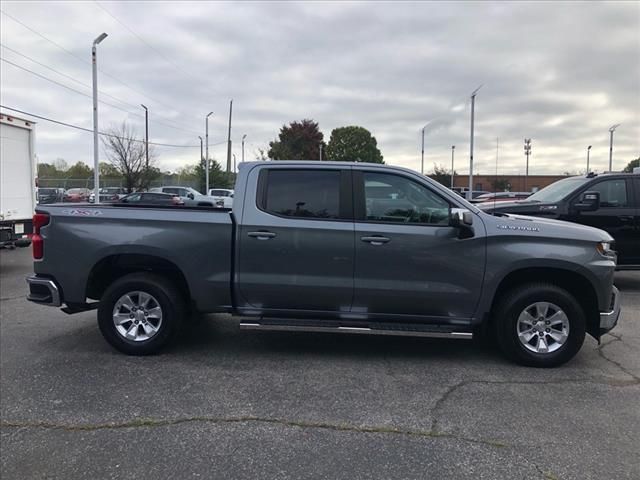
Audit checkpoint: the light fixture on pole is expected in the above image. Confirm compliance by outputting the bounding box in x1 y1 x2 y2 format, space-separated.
92 32 108 203
141 104 149 169
451 145 455 189
608 124 620 171
205 112 213 193
241 134 246 164
467 85 482 200
587 145 592 173
524 138 532 191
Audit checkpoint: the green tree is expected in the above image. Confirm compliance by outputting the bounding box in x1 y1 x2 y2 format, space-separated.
99 162 120 178
326 126 384 164
268 119 325 160
623 157 639 173
429 164 456 187
192 158 236 193
66 161 92 179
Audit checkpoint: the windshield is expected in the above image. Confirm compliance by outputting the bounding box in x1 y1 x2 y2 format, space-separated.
526 177 590 203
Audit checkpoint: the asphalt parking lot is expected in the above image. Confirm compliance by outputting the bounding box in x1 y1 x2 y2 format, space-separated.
1 247 639 480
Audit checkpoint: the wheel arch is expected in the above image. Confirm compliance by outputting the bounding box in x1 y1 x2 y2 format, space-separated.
86 253 191 307
487 266 601 340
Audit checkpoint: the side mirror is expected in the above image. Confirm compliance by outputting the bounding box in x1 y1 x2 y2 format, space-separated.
575 191 600 212
187 193 195 200
449 208 474 238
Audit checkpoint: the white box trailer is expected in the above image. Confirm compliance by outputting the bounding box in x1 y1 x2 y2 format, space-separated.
0 113 36 248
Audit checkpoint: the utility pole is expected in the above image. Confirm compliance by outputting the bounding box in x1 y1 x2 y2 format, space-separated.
205 112 213 193
319 143 323 161
92 32 108 204
524 138 532 191
608 124 620 171
467 85 482 200
450 145 455 189
241 134 246 164
587 145 592 173
141 104 149 168
233 153 237 173
226 100 233 173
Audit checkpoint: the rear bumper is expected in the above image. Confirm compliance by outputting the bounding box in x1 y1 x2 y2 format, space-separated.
26 275 62 307
600 286 621 333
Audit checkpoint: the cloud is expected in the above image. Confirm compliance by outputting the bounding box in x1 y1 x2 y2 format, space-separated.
0 0 638 177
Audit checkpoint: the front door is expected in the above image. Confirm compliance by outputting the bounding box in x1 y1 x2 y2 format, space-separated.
237 167 354 313
352 170 486 322
567 178 639 265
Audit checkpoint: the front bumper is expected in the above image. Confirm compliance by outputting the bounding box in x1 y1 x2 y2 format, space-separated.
26 275 62 307
600 286 621 333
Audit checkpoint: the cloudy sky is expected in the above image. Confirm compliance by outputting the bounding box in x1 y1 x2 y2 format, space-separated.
1 1 639 176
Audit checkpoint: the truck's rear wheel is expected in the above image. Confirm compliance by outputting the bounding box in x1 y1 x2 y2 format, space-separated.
98 273 185 355
494 283 586 368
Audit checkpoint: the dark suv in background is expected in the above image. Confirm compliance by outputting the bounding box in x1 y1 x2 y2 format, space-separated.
479 172 640 269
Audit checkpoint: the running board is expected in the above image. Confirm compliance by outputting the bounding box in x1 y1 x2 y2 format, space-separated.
239 322 473 340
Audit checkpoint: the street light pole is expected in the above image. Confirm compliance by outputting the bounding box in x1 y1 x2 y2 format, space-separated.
608 124 620 171
226 100 233 173
319 143 323 161
421 127 425 175
467 85 482 200
198 136 203 163
141 104 149 169
205 112 213 193
587 145 592 173
241 134 246 164
92 32 107 204
233 154 237 173
524 138 532 191
451 145 455 189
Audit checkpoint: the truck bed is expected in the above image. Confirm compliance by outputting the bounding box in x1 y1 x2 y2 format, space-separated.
34 204 234 312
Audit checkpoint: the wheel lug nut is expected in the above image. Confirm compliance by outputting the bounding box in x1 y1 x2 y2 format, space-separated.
545 320 550 325
129 314 134 319
545 328 550 333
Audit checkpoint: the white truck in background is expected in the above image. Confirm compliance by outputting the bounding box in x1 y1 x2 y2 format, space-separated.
0 113 36 248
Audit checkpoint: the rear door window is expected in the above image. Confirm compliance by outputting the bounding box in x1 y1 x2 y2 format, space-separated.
262 170 341 219
590 179 628 208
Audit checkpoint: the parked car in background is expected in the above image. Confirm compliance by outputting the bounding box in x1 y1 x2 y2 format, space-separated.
149 186 214 206
63 188 90 202
479 172 640 269
471 191 531 204
208 188 234 208
89 187 128 203
117 192 184 206
37 188 65 204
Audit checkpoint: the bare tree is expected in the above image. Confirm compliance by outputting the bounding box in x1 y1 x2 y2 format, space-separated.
100 122 157 192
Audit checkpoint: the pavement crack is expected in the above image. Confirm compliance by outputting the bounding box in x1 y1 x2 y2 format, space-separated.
0 416 507 449
597 337 640 383
0 294 25 301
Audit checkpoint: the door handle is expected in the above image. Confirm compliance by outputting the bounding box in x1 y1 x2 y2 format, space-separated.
361 236 390 245
247 231 277 240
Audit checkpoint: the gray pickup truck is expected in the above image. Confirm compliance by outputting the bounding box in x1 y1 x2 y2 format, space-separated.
27 161 621 367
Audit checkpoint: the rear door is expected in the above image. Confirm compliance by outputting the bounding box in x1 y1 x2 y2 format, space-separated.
569 178 639 265
236 166 354 313
352 169 485 321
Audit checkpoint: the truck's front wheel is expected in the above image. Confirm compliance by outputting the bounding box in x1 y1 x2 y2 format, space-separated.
97 273 185 355
494 283 586 368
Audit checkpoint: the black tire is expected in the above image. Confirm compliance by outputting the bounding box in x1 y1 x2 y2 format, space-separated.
98 272 185 355
494 283 586 368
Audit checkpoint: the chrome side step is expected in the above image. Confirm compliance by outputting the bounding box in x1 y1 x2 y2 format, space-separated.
239 322 473 340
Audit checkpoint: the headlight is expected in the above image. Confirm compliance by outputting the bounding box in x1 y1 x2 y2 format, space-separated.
596 241 615 257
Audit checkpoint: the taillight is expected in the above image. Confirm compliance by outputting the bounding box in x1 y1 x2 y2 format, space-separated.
32 213 49 259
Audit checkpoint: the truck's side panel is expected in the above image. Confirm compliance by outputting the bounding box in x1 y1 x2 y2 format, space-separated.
34 205 233 311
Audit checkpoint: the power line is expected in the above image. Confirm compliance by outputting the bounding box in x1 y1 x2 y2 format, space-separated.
0 105 226 148
0 8 201 125
2 57 202 135
94 1 204 86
